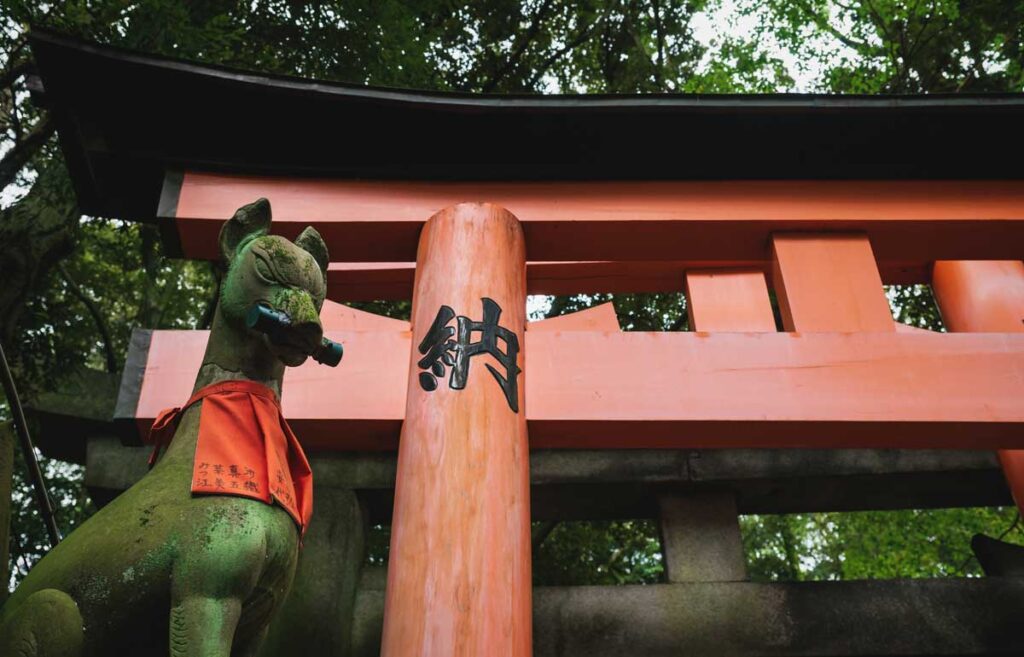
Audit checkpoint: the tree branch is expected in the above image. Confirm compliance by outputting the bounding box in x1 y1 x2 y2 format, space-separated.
863 0 906 89
57 263 118 374
527 18 602 88
0 57 32 92
532 520 559 552
483 0 555 92
652 0 666 88
790 0 878 55
136 224 162 327
0 114 56 193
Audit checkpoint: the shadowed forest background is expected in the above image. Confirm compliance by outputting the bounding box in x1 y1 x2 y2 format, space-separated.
2 0 1023 590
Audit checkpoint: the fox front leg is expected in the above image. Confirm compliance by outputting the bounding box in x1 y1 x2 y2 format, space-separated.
169 514 268 657
170 596 244 657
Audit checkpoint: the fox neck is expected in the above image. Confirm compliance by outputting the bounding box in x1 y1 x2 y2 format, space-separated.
194 304 284 398
154 304 284 470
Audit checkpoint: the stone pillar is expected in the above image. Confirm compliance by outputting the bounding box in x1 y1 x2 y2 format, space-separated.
658 491 747 583
0 423 13 607
258 485 367 657
932 260 1024 512
381 203 531 657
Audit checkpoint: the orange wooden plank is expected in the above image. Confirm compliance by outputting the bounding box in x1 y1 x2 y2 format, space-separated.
319 299 410 332
383 203 531 656
894 322 933 333
685 269 776 332
132 328 408 450
127 330 1024 450
326 260 929 301
527 303 619 332
166 172 1024 264
932 261 1024 333
772 233 894 332
932 260 1024 513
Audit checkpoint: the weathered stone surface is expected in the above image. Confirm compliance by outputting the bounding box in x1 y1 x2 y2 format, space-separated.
84 435 149 506
259 486 366 657
27 366 120 464
0 423 13 607
0 199 332 656
351 577 1024 657
658 491 746 583
85 444 1010 517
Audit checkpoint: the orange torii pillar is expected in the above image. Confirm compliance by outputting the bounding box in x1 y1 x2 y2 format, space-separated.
932 261 1024 513
381 203 531 657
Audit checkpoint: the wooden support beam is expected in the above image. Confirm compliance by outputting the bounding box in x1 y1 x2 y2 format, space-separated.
685 269 776 332
320 300 409 331
381 204 531 657
164 172 1024 265
527 303 619 332
932 261 1024 333
326 260 929 301
932 260 1024 514
672 267 773 582
118 329 1024 451
772 233 893 332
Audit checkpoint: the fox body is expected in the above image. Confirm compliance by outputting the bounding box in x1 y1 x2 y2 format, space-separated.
0 199 328 657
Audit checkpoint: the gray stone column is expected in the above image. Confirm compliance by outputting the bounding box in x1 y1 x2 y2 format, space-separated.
258 485 367 657
657 491 747 583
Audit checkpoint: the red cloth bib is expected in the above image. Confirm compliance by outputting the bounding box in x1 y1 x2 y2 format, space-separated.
147 380 313 536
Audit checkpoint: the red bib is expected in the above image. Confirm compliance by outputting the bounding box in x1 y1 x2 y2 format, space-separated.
147 380 313 536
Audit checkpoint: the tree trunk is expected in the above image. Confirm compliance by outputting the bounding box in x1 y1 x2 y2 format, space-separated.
0 164 79 345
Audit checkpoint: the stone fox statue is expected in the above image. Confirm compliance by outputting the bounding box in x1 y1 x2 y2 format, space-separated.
0 199 329 656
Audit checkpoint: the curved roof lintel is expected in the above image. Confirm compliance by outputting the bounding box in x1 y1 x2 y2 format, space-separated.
28 28 1024 220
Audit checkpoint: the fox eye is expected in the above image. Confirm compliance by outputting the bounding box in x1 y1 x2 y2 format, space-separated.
253 256 275 284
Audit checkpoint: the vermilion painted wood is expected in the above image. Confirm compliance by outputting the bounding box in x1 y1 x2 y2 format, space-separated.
319 299 409 331
381 204 531 657
932 261 1024 333
169 172 1024 264
326 260 930 301
527 302 619 332
130 329 1024 450
932 260 1024 513
133 326 408 451
772 234 894 332
685 269 776 332
894 322 933 333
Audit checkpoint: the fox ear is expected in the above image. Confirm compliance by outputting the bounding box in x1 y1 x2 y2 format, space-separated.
295 226 328 277
219 198 272 263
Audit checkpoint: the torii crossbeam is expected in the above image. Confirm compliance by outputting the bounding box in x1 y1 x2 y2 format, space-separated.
31 29 1024 657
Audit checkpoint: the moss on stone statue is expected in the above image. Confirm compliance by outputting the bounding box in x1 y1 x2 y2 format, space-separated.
0 199 331 656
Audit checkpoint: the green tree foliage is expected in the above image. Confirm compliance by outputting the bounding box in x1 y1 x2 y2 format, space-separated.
742 508 1022 581
752 0 1024 93
533 520 663 585
2 0 1023 588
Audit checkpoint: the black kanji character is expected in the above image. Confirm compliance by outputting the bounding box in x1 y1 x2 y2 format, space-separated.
416 298 521 412
416 305 456 391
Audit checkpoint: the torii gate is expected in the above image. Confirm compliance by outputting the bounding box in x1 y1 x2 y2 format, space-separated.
106 171 1024 657
29 29 1024 657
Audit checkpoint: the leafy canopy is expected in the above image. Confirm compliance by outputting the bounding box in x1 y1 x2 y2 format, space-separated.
1 0 1023 587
